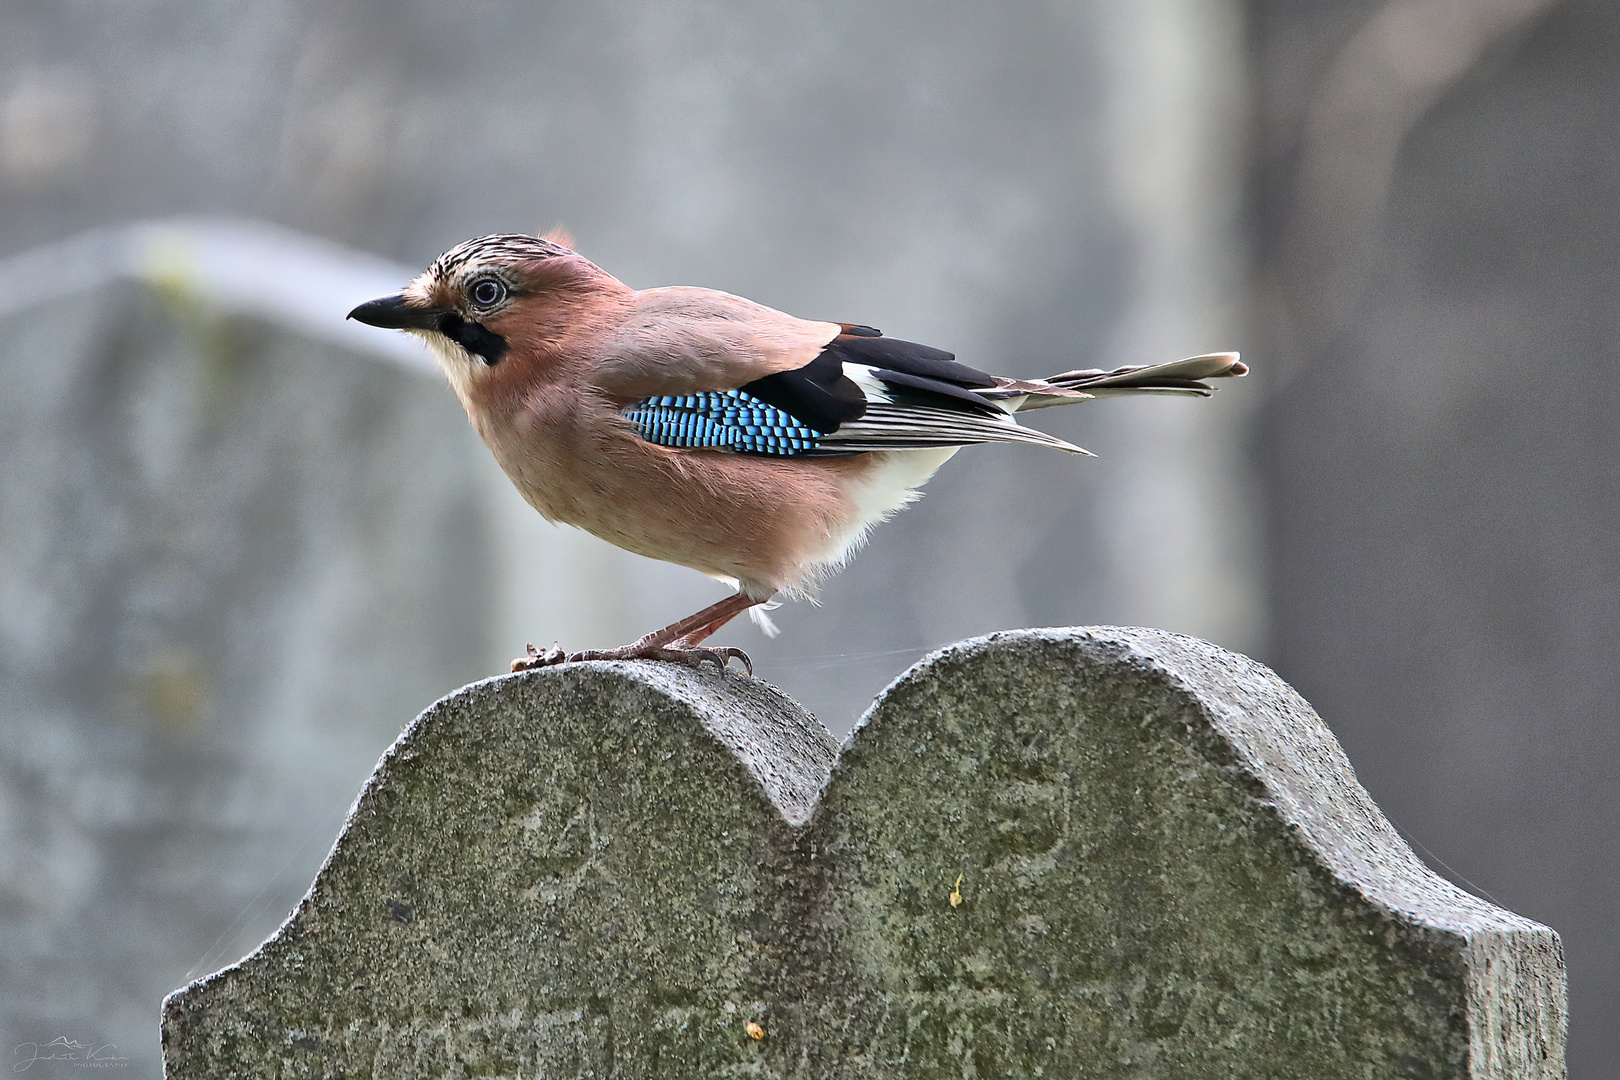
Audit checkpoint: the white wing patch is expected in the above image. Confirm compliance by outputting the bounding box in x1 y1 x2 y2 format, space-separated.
841 363 894 404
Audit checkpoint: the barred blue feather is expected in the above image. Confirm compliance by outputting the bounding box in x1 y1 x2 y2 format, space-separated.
622 389 824 456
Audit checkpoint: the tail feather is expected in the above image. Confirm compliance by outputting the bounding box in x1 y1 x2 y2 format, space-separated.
1038 352 1247 403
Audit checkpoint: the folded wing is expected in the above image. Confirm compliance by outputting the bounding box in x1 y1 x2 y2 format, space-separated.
613 311 1242 459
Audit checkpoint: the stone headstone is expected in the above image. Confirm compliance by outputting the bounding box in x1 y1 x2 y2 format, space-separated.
161 628 1565 1077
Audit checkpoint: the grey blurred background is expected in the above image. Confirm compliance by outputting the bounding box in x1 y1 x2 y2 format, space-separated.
0 0 1611 1074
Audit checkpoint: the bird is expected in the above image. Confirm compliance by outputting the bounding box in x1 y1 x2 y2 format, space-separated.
347 231 1245 674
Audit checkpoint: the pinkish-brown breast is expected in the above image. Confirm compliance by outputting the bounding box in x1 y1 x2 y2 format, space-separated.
476 379 875 597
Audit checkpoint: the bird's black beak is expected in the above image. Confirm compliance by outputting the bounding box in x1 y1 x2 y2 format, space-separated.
347 294 444 331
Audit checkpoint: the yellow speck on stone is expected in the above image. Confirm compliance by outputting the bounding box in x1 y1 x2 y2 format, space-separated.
949 873 964 908
745 1021 765 1041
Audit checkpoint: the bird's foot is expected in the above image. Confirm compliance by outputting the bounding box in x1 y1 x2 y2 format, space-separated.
509 640 752 675
568 642 752 675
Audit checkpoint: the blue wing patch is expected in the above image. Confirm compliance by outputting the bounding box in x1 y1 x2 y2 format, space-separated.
622 389 824 456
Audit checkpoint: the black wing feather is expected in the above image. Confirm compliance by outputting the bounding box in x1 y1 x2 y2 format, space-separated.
866 369 1004 415
825 333 996 388
739 349 866 434
740 329 1002 435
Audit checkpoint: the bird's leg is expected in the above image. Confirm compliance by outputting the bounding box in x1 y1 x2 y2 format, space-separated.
669 611 747 648
511 592 768 674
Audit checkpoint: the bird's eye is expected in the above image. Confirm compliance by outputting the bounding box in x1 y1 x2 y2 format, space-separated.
470 279 507 307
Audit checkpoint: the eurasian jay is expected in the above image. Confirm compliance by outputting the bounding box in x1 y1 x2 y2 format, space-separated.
348 232 1245 673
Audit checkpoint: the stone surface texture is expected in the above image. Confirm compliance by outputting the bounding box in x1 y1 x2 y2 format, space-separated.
162 628 1565 1078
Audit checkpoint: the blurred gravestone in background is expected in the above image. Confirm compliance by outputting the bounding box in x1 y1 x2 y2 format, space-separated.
1251 0 1618 1072
0 221 498 1074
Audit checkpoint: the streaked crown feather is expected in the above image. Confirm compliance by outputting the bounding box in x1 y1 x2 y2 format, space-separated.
427 233 572 283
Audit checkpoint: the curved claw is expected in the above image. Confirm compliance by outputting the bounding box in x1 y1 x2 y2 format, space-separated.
716 646 753 676
676 645 752 676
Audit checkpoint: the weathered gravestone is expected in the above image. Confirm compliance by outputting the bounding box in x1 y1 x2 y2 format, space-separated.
161 628 1565 1078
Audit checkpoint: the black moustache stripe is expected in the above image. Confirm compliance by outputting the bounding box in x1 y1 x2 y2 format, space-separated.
436 313 509 366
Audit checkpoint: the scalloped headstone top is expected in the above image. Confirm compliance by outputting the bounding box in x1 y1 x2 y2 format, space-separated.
161 627 1565 1078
